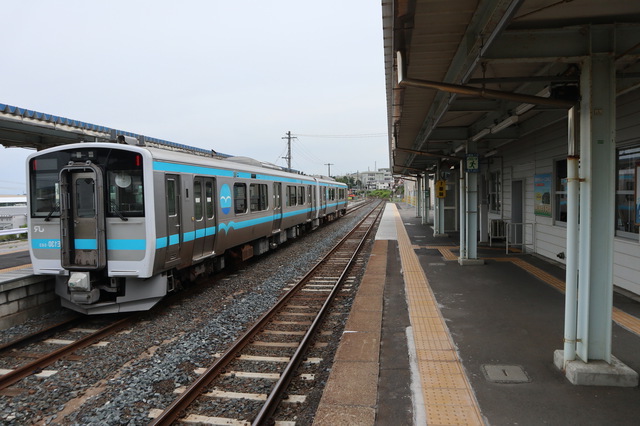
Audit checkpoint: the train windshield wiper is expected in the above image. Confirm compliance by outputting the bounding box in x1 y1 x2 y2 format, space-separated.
110 203 129 221
44 203 59 222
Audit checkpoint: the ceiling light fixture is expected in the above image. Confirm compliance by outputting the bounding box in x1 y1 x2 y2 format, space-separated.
491 115 519 134
470 128 490 142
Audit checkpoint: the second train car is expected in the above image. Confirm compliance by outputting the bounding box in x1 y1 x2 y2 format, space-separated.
27 138 348 314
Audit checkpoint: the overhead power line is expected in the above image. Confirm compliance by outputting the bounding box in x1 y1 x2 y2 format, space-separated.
294 133 387 138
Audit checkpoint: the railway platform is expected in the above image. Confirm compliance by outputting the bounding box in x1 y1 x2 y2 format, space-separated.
314 202 640 425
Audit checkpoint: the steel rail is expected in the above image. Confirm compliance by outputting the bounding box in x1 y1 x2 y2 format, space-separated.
0 315 81 353
150 201 384 426
0 315 135 390
253 202 384 425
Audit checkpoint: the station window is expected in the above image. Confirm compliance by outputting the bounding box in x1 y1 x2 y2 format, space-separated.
250 183 268 212
489 171 501 213
554 159 567 223
287 185 297 206
234 183 247 214
616 146 640 238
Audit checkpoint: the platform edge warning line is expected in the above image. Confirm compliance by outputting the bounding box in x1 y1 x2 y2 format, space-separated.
392 205 484 426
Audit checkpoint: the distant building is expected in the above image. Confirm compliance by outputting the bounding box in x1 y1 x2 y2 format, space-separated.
0 196 27 230
346 168 394 190
0 206 26 230
0 195 26 207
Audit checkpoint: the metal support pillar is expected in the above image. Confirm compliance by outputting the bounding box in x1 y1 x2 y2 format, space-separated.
459 161 467 258
554 53 637 387
434 162 446 236
416 176 423 218
563 107 579 365
576 55 615 363
479 174 489 243
459 143 482 265
421 174 429 225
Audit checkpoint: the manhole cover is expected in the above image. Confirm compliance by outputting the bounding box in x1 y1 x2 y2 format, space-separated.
414 248 442 256
482 364 531 383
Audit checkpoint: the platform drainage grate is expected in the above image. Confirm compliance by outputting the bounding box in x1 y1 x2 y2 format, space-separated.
482 364 530 383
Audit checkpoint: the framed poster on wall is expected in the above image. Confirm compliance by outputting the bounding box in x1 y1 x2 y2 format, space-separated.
534 173 552 217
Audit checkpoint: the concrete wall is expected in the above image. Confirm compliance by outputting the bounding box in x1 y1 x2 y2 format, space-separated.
0 276 58 330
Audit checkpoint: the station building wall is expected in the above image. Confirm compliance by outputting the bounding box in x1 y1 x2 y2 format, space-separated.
487 91 640 296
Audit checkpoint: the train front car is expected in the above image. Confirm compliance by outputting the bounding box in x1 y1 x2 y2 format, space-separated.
27 142 161 314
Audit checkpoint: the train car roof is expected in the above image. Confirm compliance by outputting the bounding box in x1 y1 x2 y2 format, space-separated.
29 141 346 187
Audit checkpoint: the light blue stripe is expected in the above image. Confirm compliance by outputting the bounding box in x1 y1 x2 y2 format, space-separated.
31 239 61 249
205 226 216 236
195 228 206 239
169 234 180 246
75 239 97 250
156 237 167 249
153 161 326 185
153 161 234 177
107 239 146 250
183 231 195 242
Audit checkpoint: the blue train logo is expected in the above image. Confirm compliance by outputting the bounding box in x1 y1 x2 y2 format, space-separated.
220 184 232 214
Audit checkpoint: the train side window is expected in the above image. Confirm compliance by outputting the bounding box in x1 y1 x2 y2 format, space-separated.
206 180 214 220
167 179 177 216
234 183 247 214
250 183 268 212
287 185 297 206
194 180 203 220
298 186 305 205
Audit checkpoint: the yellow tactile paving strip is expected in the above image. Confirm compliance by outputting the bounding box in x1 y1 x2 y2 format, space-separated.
414 245 459 261
395 209 484 425
413 239 640 338
416 245 640 338
487 257 640 337
0 263 32 273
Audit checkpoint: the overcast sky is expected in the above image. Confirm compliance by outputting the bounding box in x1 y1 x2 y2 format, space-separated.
0 0 388 194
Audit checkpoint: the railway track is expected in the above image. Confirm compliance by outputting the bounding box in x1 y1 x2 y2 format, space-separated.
0 315 136 392
149 201 384 425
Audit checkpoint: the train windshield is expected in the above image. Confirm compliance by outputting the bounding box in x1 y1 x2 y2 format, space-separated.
29 148 145 218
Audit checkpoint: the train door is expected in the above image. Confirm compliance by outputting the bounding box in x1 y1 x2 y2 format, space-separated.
306 185 312 221
165 175 181 267
59 165 106 270
320 186 327 217
192 177 205 260
203 178 216 255
311 185 317 219
273 182 282 232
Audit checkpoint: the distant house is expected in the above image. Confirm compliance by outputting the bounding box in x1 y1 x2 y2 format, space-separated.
0 196 27 230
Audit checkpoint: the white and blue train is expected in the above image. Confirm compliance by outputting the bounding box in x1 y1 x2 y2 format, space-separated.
27 138 348 314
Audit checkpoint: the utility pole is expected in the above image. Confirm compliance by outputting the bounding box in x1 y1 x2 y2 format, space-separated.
325 163 334 177
282 131 296 171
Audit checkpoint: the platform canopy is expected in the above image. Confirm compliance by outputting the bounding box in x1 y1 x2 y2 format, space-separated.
383 0 640 176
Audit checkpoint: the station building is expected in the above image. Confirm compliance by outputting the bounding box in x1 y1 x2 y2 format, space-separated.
384 0 640 382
